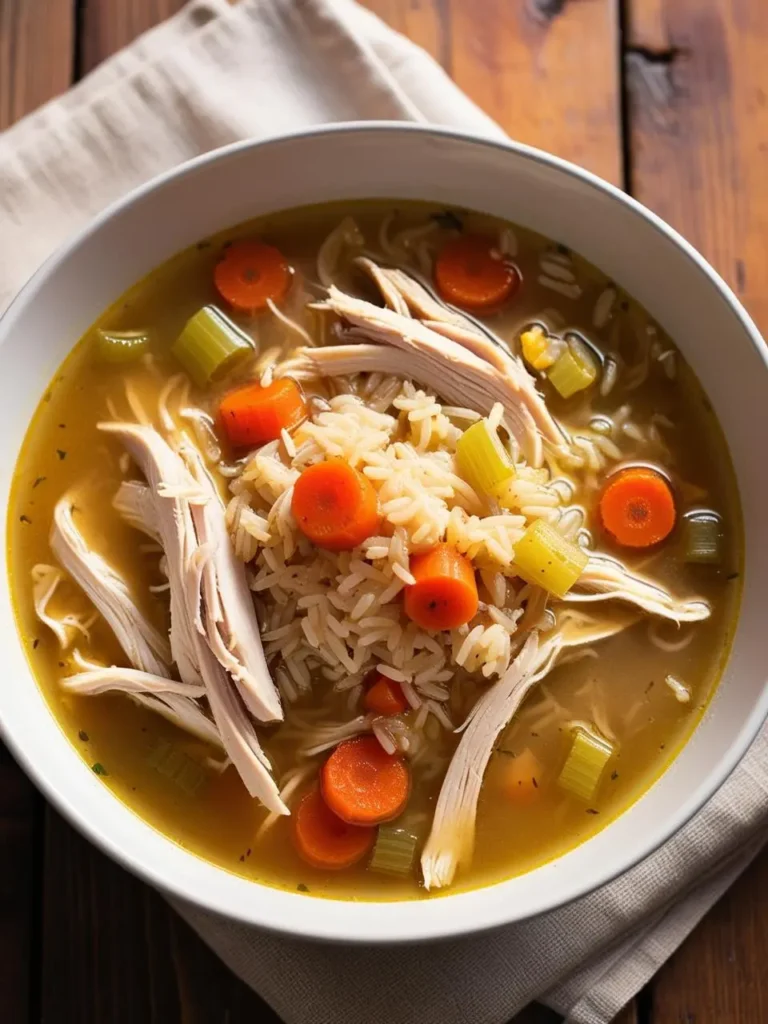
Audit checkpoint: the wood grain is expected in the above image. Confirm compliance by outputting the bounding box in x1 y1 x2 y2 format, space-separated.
0 744 41 1024
364 0 624 185
0 0 74 129
79 0 189 74
648 849 768 1023
626 0 768 332
626 0 768 1017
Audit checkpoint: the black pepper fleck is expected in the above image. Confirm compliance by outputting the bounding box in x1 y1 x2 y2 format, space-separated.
56 449 67 460
32 476 46 488
586 808 599 815
297 883 310 893
610 770 619 781
19 515 31 524
32 638 39 649
78 730 89 742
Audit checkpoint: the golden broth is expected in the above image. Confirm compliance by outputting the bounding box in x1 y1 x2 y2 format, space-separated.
8 201 742 900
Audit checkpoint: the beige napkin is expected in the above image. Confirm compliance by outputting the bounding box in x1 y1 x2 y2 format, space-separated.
2 2 767 1021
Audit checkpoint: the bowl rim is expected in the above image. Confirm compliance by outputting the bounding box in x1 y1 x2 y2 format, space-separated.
2 120 767 944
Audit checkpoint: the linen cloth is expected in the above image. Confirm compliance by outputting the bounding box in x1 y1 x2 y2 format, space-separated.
2 2 767 1021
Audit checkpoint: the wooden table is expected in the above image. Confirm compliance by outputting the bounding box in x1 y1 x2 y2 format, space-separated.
1 1 767 1021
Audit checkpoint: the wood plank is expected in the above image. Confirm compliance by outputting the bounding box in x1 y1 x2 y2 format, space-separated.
0 744 41 1023
649 848 768 1022
366 0 623 185
626 0 768 332
79 0 189 74
0 0 74 129
627 0 768 1015
40 807 281 1022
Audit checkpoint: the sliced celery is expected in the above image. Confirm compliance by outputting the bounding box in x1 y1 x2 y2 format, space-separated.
558 728 613 802
172 305 254 387
456 418 515 498
682 511 722 565
520 325 564 371
512 519 588 598
547 337 598 399
369 825 419 877
97 329 151 363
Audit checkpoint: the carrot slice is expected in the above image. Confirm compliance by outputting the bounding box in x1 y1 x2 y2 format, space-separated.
404 542 478 630
599 467 676 548
363 672 408 716
321 736 411 826
218 378 307 449
293 787 375 870
434 235 519 311
291 458 380 551
214 241 291 314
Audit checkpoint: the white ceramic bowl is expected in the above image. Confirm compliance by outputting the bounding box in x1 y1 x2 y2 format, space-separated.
1 124 767 944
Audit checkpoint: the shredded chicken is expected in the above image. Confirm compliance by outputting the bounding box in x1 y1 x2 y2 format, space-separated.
50 498 171 676
99 422 287 814
316 287 561 465
61 666 204 698
421 633 555 889
567 555 710 623
113 480 160 541
31 563 93 648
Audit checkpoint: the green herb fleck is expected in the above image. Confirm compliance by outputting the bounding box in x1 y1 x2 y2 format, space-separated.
431 210 463 232
532 777 538 789
56 449 67 460
78 730 89 742
32 476 46 489
92 763 108 776
645 680 655 694
586 808 599 815
297 883 310 893
32 638 39 649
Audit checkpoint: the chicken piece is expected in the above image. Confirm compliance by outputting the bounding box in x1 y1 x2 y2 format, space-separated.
50 498 171 677
113 480 160 542
99 423 287 813
312 289 553 464
61 664 221 747
179 438 285 724
554 606 639 647
346 269 564 455
421 633 555 889
568 555 710 623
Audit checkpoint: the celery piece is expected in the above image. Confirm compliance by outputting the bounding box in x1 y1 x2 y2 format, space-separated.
558 728 613 802
512 519 588 598
369 825 419 877
97 329 151 364
682 511 723 565
172 305 254 387
547 337 598 399
456 418 515 498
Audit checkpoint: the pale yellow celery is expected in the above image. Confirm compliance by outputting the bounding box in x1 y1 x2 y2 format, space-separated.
456 419 515 499
512 519 587 598
558 728 613 801
548 337 598 398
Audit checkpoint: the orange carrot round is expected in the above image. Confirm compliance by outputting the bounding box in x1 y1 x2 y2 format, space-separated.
363 672 408 716
434 235 519 311
291 459 380 551
599 467 676 548
404 542 478 630
218 378 307 449
321 736 411 826
214 240 291 313
292 787 375 870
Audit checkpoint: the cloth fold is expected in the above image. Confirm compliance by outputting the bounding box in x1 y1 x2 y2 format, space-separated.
2 2 765 1022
